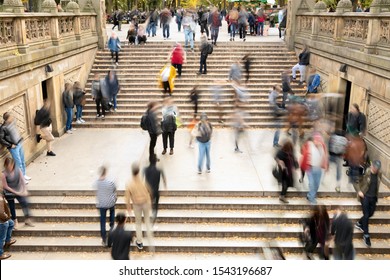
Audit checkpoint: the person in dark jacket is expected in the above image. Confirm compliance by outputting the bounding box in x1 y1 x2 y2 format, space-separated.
0 189 16 260
160 8 172 39
292 45 310 86
275 141 297 203
346 103 366 137
331 207 355 259
281 70 294 108
107 213 133 260
35 100 55 156
0 112 30 181
208 7 221 46
161 97 178 155
91 73 105 119
242 54 252 83
190 84 199 117
145 101 161 160
73 81 86 124
144 154 167 225
354 160 381 247
62 83 75 133
198 35 211 75
105 70 120 112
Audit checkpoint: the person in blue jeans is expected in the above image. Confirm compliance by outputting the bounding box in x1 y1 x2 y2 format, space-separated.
0 112 31 181
0 193 16 260
73 81 86 124
94 165 117 246
105 70 120 111
195 113 213 174
62 83 75 133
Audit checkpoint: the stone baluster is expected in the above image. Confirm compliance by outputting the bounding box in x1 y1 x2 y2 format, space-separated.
311 1 327 40
66 2 81 40
334 0 353 47
365 0 390 53
42 0 60 46
1 0 25 13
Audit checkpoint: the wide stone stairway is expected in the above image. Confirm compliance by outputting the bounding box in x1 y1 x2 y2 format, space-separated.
81 42 306 128
12 190 390 259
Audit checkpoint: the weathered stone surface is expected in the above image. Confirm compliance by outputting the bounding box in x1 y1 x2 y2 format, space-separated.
65 1 80 14
336 0 353 13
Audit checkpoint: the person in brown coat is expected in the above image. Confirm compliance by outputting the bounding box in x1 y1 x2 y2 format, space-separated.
0 187 17 260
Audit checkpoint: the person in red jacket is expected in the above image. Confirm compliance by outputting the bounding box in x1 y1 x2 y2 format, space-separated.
170 42 186 78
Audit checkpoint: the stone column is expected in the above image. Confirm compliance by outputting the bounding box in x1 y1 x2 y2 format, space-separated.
41 0 60 46
66 2 81 40
79 0 106 49
1 0 25 13
14 18 29 54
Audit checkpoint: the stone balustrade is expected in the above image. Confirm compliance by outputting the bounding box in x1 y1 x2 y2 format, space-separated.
0 12 97 57
295 11 390 56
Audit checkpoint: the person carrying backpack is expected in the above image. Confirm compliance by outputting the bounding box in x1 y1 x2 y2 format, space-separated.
329 130 348 192
208 7 221 46
161 97 178 155
193 113 212 174
141 101 161 160
198 34 212 75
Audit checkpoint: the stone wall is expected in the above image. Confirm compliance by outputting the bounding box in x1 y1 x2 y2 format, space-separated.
0 4 100 163
286 0 390 186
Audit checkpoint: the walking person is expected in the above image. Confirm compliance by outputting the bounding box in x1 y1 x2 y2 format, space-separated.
125 162 154 250
242 54 252 83
1 157 34 228
256 8 266 36
35 100 56 156
0 190 16 260
278 9 287 39
144 154 167 225
198 34 212 75
107 31 121 65
238 6 249 41
107 213 133 260
331 207 355 259
346 103 366 137
328 130 348 192
302 133 328 204
0 112 31 181
170 42 186 78
199 8 210 39
228 8 239 41
355 160 382 247
93 165 117 246
160 8 172 40
105 70 120 112
229 60 242 82
233 109 246 153
269 85 284 147
91 73 105 119
159 64 176 96
144 101 161 160
62 83 74 133
275 141 297 203
161 97 177 155
194 113 213 174
281 70 294 108
291 45 310 86
208 7 221 46
182 11 195 52
190 84 199 117
175 9 183 32
73 81 86 124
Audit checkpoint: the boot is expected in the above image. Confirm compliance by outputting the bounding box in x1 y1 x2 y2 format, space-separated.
162 149 167 155
279 195 289 204
169 148 174 155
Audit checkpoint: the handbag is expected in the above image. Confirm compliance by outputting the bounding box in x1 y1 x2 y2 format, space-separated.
3 190 15 200
272 165 282 183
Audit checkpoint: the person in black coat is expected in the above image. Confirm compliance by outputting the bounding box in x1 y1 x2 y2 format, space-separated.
331 207 355 259
108 213 133 260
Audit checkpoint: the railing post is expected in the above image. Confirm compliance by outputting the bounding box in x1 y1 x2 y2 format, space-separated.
14 18 28 54
365 17 380 54
66 1 81 40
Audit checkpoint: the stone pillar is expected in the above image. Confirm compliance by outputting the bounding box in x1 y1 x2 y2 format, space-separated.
14 18 29 54
66 2 81 40
334 17 345 46
311 2 327 40
336 0 353 14
370 0 390 13
41 0 58 13
79 0 106 49
365 18 380 54
285 0 315 50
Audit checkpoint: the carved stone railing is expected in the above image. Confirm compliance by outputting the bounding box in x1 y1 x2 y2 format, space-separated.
295 12 390 55
0 12 97 57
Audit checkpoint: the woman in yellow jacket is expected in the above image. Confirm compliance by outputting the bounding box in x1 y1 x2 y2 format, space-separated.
158 64 176 96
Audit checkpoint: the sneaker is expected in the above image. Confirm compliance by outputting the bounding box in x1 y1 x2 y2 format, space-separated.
76 119 82 124
47 151 56 156
25 219 35 227
206 169 211 173
24 175 31 181
96 114 101 118
169 149 174 155
234 148 243 153
101 115 105 119
355 222 364 232
198 170 202 174
101 240 107 247
0 253 11 260
162 149 167 155
279 196 289 204
71 128 77 131
66 130 73 134
36 134 42 143
335 186 341 193
80 118 86 123
4 239 16 250
189 144 194 149
363 235 371 247
136 241 143 250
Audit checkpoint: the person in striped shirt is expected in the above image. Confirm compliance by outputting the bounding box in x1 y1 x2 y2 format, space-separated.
94 166 117 246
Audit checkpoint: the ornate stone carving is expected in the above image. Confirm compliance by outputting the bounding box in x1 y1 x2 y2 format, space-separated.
2 0 25 13
66 1 80 14
314 1 327 13
319 17 335 36
80 17 91 31
0 97 27 137
42 0 58 13
379 20 390 44
336 0 353 13
343 19 369 41
0 20 15 45
25 18 51 42
370 0 390 13
82 0 96 13
297 16 312 33
58 17 74 35
368 101 390 146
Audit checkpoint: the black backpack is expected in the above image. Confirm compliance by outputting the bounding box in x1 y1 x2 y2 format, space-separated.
140 113 150 131
207 43 213 55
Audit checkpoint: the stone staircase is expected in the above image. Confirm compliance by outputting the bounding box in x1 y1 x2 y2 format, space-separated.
79 42 307 128
10 190 390 260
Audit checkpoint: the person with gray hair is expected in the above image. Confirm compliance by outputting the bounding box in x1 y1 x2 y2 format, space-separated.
93 165 117 246
125 162 153 250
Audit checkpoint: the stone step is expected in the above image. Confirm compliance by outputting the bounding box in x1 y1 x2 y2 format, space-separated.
23 195 390 211
8 251 390 260
16 209 390 224
11 222 390 239
8 236 390 254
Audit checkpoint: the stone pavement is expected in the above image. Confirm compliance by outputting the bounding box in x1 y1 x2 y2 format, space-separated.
26 128 358 195
106 18 284 44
